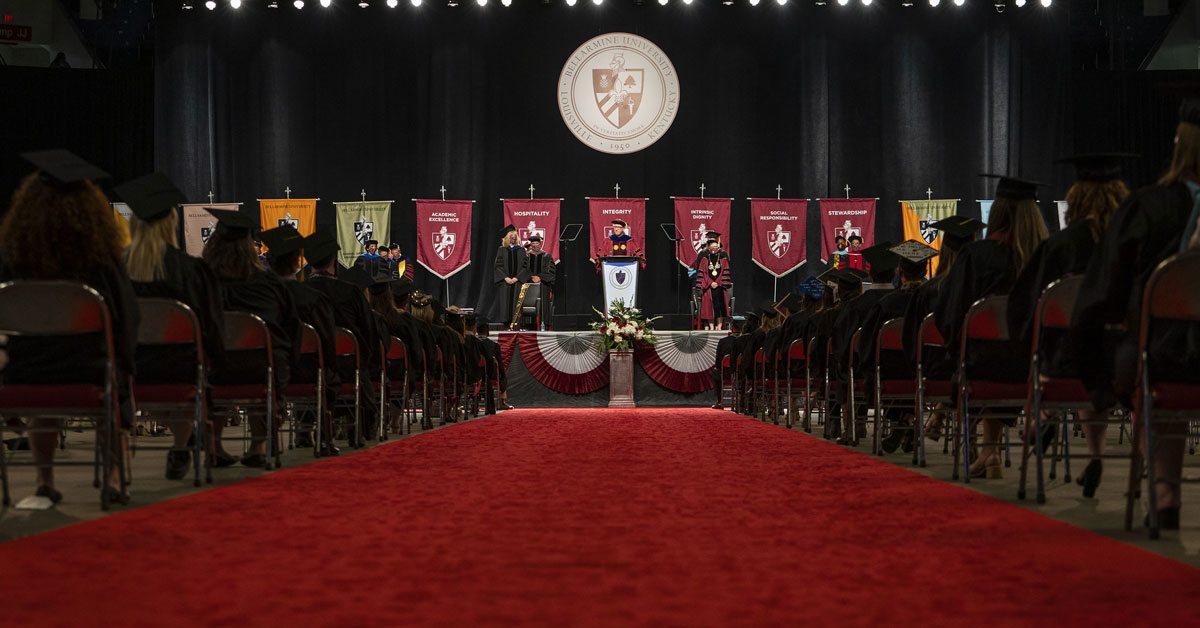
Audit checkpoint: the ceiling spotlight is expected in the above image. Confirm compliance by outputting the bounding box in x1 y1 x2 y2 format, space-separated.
476 0 486 5
837 0 847 5
320 0 331 5
861 0 871 4
1040 0 1050 5
776 0 787 5
1014 0 1024 5
268 0 279 6
928 0 939 5
503 0 513 5
359 0 369 6
682 0 692 4
205 0 216 8
953 0 964 5
229 0 241 7
565 0 576 5
447 0 458 6
593 0 603 4
182 1 194 8
993 0 1004 11
411 0 421 5
658 0 667 4
294 0 305 7
901 0 912 5
748 0 759 4
387 0 397 5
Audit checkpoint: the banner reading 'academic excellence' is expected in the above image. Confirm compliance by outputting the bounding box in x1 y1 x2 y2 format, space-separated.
749 198 808 277
819 198 876 263
334 201 392 269
589 197 646 262
673 197 731 267
416 200 473 279
504 199 561 259
182 203 240 257
901 199 958 276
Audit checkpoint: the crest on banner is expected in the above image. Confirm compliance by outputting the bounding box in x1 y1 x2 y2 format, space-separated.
200 221 215 244
518 221 545 243
689 223 708 253
354 215 374 245
768 224 791 258
918 213 938 244
432 226 456 260
278 212 299 229
834 219 861 241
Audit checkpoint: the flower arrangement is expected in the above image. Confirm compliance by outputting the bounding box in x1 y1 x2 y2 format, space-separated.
590 299 660 353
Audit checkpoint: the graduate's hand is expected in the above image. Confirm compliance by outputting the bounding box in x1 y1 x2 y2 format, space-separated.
505 277 517 285
532 276 540 283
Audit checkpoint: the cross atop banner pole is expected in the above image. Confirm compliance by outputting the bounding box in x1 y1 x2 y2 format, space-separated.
285 186 291 199
614 183 621 198
699 183 706 199
439 186 446 201
776 184 782 200
361 189 366 202
926 187 933 200
844 184 851 199
207 191 214 204
529 184 535 199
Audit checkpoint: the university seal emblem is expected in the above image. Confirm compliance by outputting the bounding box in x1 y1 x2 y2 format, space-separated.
558 33 680 155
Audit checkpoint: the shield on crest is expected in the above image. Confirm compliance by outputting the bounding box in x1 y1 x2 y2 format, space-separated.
919 216 938 244
354 217 374 245
432 229 456 260
278 212 299 229
519 222 545 243
768 227 791 258
593 68 644 130
200 222 215 244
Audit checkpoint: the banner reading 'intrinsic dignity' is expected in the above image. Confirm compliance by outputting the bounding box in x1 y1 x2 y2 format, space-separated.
589 197 646 262
901 199 959 276
334 201 393 269
819 198 876 264
504 199 561 259
182 203 241 257
673 197 731 267
416 200 473 279
749 198 808 277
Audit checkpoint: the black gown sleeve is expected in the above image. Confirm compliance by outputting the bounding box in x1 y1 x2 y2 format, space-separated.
516 249 532 283
493 248 509 285
101 260 141 379
187 257 228 370
540 257 557 285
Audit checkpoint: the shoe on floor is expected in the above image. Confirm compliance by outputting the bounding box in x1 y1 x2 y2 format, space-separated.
213 452 239 468
101 486 129 506
1145 507 1181 530
35 484 63 504
240 453 267 468
880 432 903 454
165 449 191 480
1076 458 1102 498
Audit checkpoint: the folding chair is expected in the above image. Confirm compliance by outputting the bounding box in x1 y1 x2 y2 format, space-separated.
717 354 733 411
784 339 811 432
384 336 410 436
370 335 388 440
752 348 767 421
131 297 209 486
807 337 826 435
872 318 917 458
822 338 836 440
283 323 323 457
916 313 953 469
210 312 279 469
731 353 743 414
1137 251 1200 538
956 296 1026 483
485 354 502 415
1014 276 1112 503
0 281 121 509
845 329 868 446
332 327 363 448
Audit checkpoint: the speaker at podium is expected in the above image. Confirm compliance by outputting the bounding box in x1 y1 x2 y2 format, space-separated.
599 255 641 314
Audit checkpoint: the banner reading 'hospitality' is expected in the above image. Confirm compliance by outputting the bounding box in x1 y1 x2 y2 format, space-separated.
749 198 807 277
901 199 959 276
504 199 561 259
416 200 473 279
589 197 646 262
334 201 392 269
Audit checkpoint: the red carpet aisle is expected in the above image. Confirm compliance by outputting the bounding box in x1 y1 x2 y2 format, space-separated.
1 409 1198 626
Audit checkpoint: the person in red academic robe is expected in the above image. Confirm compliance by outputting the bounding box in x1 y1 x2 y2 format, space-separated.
595 219 645 271
694 234 732 330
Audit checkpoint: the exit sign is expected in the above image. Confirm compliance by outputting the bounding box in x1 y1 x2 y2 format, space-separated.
0 24 30 41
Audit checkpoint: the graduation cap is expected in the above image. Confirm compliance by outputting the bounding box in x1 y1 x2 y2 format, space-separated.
816 266 841 289
889 240 939 264
929 215 986 240
611 219 628 228
799 276 826 300
304 231 340 264
837 268 868 291
859 242 899 274
847 234 864 244
113 172 186 221
757 299 778 317
214 211 255 240
390 277 416 299
388 242 400 249
500 224 517 238
260 224 305 257
526 234 544 242
1180 98 1200 126
21 149 109 186
705 230 722 244
340 266 373 291
1054 153 1138 183
981 174 1042 201
364 239 378 248
780 293 804 313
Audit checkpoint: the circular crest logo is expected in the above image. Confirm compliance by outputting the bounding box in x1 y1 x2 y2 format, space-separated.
607 265 633 290
558 32 680 155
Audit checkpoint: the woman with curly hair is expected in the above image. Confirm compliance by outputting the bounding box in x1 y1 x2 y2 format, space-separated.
0 155 138 504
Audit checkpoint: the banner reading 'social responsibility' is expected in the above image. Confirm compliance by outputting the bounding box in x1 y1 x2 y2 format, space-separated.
182 203 240 257
588 197 646 261
673 197 731 267
504 199 561 259
819 198 876 263
334 201 393 269
416 200 473 279
749 198 808 277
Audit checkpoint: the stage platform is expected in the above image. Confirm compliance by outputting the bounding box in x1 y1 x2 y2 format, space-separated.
493 330 723 407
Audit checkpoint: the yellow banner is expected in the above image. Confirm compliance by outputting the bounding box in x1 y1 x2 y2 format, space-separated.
259 198 317 240
900 199 958 276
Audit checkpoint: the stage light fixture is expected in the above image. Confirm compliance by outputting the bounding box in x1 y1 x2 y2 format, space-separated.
388 0 398 5
182 1 194 8
294 0 304 7
359 0 369 6
953 0 964 5
1014 0 1024 5
658 0 667 5
476 0 486 5
229 0 241 7
593 0 603 5
1040 0 1050 5
503 0 513 5
901 0 912 5
836 0 847 5
412 0 421 6
722 0 732 5
447 0 458 6
862 0 872 5
205 0 216 9
928 0 938 5
993 0 1004 11
320 0 331 6
748 0 759 5
565 0 576 6
682 0 692 4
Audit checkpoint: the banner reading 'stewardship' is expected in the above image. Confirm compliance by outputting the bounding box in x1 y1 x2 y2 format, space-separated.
901 199 959 276
181 203 241 257
334 201 392 269
819 198 876 265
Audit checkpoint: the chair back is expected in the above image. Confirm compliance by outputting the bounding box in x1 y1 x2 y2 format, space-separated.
387 336 406 360
137 297 202 348
788 338 806 361
720 354 731 369
222 311 272 353
918 313 944 347
1143 251 1200 322
850 328 862 360
0 280 112 339
335 327 360 369
754 347 765 365
297 323 321 357
960 295 1009 365
1036 275 1083 331
877 318 904 353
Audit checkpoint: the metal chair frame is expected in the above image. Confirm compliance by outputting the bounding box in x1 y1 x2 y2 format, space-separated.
915 313 953 469
384 336 411 436
956 296 1025 484
210 312 278 469
332 327 363 448
283 323 324 457
872 318 917 458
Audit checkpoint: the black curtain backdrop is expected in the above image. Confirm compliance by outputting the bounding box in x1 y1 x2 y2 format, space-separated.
153 2 1080 323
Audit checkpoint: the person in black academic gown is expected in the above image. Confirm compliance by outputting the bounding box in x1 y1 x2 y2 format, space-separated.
524 234 557 329
856 241 938 453
474 316 511 411
495 225 531 329
352 239 386 277
0 151 137 504
738 300 781 416
729 312 759 414
203 211 304 467
933 175 1048 478
710 316 745 409
262 225 341 456
1072 100 1200 527
116 172 228 479
829 262 890 441
1005 154 1131 496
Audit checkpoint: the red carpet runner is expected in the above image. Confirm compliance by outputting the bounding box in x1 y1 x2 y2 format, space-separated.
2 408 1198 626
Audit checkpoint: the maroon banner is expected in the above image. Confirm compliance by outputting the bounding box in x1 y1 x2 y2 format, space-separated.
818 198 876 263
673 197 731 267
503 199 561 260
415 200 473 279
749 198 808 277
589 197 646 262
